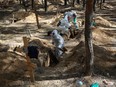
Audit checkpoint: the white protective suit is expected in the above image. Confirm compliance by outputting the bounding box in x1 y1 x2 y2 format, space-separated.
51 30 64 58
58 17 71 34
64 11 78 29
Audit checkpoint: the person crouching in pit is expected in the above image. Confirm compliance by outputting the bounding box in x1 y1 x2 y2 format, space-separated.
51 30 64 60
57 17 71 39
64 10 79 30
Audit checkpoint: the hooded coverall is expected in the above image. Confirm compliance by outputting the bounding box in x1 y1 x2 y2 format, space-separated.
58 17 71 34
64 11 78 29
51 30 64 59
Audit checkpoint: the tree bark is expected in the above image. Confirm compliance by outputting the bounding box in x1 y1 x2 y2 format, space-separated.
100 0 103 9
22 0 28 11
96 0 99 3
44 0 47 12
31 0 34 9
93 0 96 11
33 0 41 29
103 0 105 3
56 0 59 16
64 0 68 6
83 0 86 8
84 0 94 76
72 0 76 7
19 0 22 4
77 0 80 4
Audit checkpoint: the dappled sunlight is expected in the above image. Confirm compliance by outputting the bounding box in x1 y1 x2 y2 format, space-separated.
0 0 116 86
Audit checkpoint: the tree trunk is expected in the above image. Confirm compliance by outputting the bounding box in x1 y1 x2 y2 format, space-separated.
64 0 68 6
100 0 102 9
31 0 34 9
44 0 47 12
83 0 86 8
103 0 105 3
19 0 22 4
84 0 94 76
72 0 76 7
97 0 99 3
33 0 41 29
22 0 27 11
93 0 96 11
77 0 80 4
56 0 59 16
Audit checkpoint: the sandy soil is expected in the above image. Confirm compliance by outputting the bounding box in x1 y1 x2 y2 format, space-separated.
0 0 116 87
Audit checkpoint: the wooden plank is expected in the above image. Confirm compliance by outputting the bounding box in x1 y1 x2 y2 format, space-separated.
22 37 35 82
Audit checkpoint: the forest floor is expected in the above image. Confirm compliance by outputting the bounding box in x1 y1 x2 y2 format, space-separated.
0 0 116 87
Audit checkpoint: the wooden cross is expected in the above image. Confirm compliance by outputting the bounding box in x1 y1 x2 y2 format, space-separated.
23 37 35 82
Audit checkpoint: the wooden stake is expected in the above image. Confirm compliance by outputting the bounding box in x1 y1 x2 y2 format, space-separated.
23 37 35 82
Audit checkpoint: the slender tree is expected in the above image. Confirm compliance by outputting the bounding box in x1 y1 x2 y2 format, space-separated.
33 0 41 29
93 0 96 11
100 0 105 9
84 0 94 76
97 0 99 3
64 0 68 6
44 0 47 12
19 0 22 4
56 0 59 16
100 0 102 9
103 0 105 3
31 0 34 9
77 0 80 4
72 0 76 7
22 0 28 11
83 0 86 8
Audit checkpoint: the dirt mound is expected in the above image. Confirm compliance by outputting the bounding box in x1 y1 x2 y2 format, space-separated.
95 16 112 27
0 43 9 52
55 41 116 75
3 11 31 24
75 27 115 43
93 29 115 43
0 52 28 86
30 37 53 48
17 13 37 23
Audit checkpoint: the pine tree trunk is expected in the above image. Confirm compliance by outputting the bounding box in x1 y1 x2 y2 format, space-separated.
97 0 99 3
19 0 22 4
83 0 86 8
93 0 96 11
56 0 59 16
77 0 80 4
33 0 41 29
44 0 47 12
22 0 27 11
103 0 105 3
31 0 34 9
100 0 102 9
72 0 76 7
64 0 67 6
84 0 94 76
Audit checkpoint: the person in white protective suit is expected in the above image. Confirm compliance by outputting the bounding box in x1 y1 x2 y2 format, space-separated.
57 17 71 34
51 30 64 59
64 10 78 30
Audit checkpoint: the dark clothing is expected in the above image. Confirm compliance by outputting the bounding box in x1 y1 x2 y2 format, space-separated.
27 46 39 59
48 49 59 65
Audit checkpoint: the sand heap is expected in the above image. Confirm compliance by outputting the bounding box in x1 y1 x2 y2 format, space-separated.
95 16 112 27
